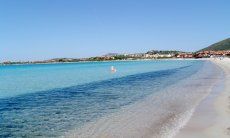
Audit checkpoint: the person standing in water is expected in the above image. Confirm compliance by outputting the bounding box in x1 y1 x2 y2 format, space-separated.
111 66 117 73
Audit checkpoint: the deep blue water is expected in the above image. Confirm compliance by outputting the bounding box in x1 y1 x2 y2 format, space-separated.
0 60 204 137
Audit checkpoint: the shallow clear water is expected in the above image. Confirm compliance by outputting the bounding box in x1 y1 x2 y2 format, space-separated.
0 60 198 98
0 60 204 137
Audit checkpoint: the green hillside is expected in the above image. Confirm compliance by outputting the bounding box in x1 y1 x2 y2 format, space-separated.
199 38 230 51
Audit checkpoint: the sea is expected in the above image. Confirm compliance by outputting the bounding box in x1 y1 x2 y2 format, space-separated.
0 60 222 137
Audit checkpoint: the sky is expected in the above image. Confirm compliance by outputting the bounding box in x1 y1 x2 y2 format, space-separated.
0 0 230 61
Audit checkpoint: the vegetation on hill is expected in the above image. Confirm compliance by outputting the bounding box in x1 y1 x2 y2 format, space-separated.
199 38 230 51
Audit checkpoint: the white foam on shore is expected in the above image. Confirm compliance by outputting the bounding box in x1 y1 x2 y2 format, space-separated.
64 61 222 138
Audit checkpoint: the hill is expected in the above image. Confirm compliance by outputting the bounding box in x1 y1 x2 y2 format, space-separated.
199 38 230 51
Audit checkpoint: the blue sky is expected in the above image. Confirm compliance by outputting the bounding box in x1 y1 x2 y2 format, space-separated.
0 0 229 61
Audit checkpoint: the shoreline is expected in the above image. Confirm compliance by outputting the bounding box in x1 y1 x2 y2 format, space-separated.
0 58 208 66
66 60 221 138
175 58 230 138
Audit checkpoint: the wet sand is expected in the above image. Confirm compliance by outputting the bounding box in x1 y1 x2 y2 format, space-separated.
66 60 221 138
176 58 230 138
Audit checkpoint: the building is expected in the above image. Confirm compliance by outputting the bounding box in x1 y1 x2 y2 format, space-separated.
194 50 230 58
176 53 194 58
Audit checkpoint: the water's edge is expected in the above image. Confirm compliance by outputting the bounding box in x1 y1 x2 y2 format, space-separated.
175 60 227 138
66 61 222 138
0 60 212 137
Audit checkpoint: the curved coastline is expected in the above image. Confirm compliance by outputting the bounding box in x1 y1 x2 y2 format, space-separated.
0 60 225 137
66 60 223 138
0 61 202 137
176 58 230 138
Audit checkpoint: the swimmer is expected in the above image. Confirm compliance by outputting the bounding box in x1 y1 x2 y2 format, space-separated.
110 66 117 73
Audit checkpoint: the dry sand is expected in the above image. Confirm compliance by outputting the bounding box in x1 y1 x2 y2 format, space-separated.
176 58 230 138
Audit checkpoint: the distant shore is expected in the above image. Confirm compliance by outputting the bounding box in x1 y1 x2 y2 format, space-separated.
1 49 229 66
176 58 230 138
0 58 209 66
0 58 181 66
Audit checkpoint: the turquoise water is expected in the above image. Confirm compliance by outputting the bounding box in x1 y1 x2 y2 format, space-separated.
0 60 199 98
0 60 204 137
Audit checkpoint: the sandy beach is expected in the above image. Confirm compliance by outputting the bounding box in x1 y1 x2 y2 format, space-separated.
176 58 230 138
64 59 223 138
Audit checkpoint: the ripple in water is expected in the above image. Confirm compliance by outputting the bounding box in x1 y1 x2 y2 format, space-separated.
0 63 202 137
